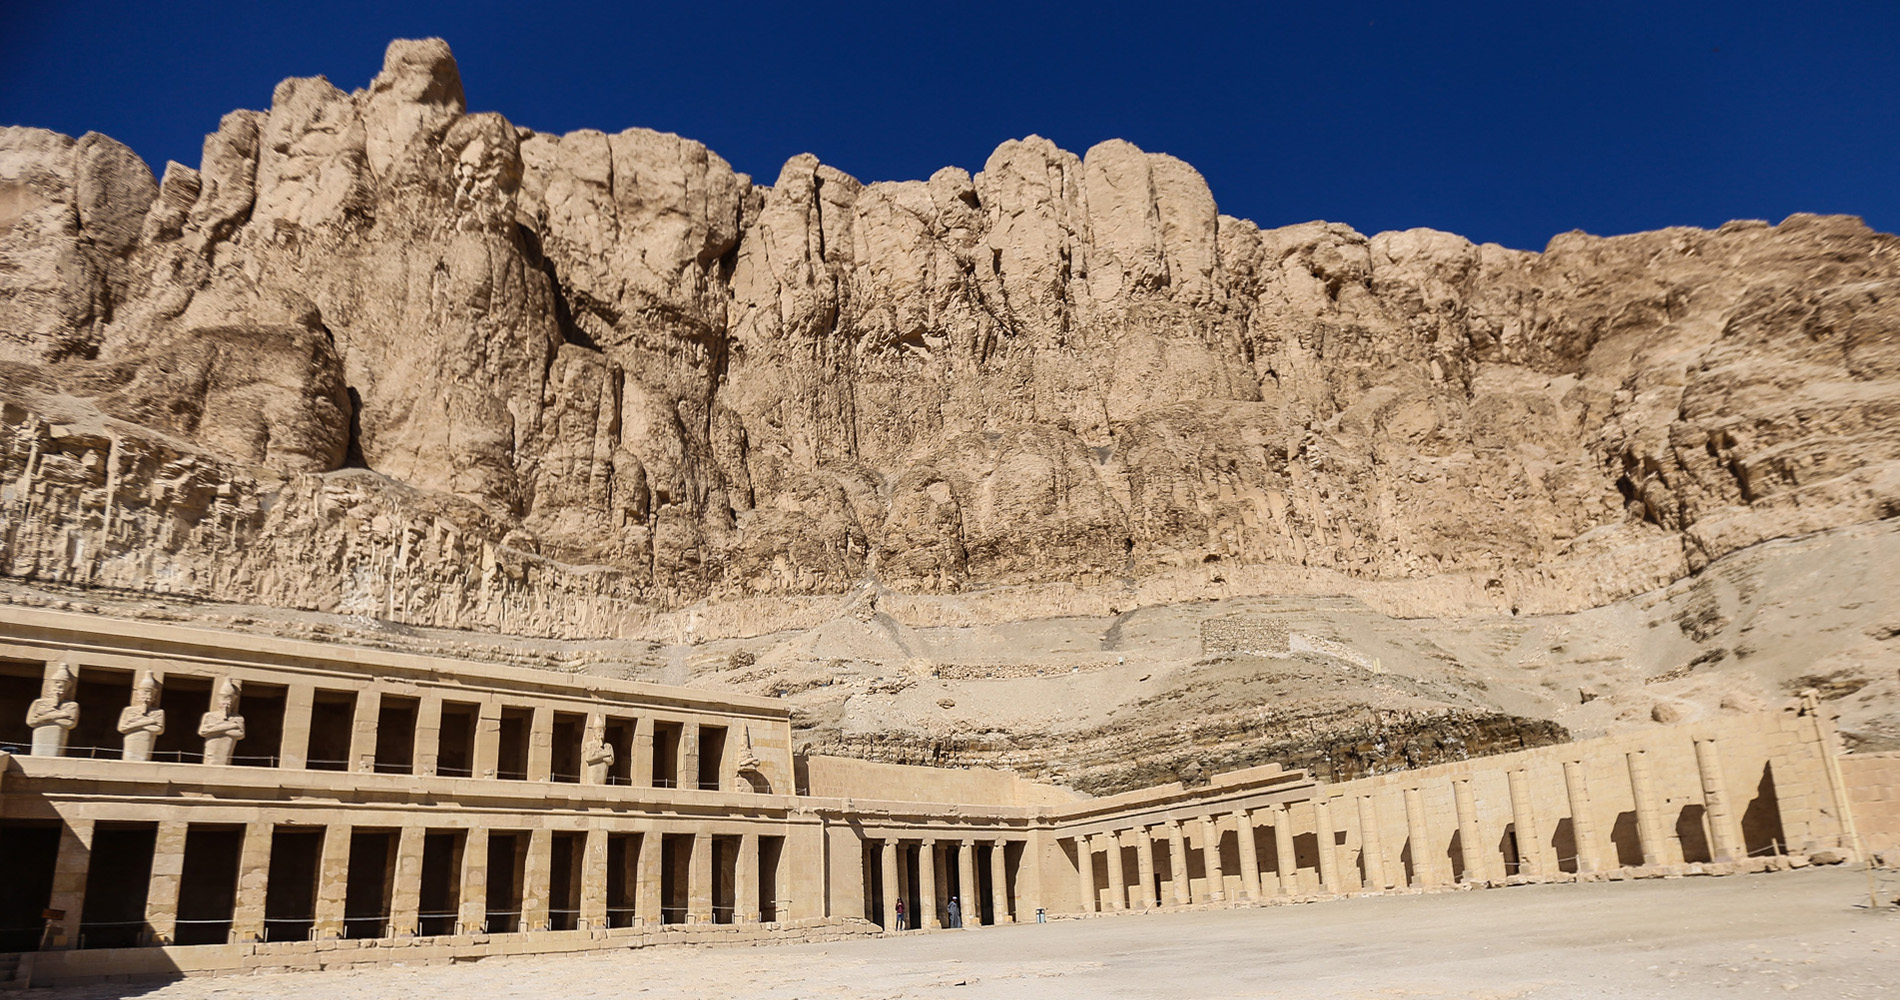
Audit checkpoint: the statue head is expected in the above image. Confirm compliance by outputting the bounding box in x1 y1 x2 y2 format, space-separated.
42 662 74 702
133 671 160 709
215 676 241 713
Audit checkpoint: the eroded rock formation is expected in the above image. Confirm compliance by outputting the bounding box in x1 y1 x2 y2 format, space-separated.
2 37 1897 654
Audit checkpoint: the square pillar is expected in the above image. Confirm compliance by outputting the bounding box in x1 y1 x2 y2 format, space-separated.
956 839 978 925
990 838 1013 923
687 831 713 923
1101 833 1126 910
144 820 188 944
1200 816 1225 902
1454 778 1484 883
413 694 443 777
280 684 315 769
389 826 426 937
458 828 489 934
526 706 554 783
1167 820 1192 904
1695 737 1744 862
1563 759 1603 872
637 831 663 926
916 839 940 926
229 822 273 942
680 720 701 789
521 829 552 930
1271 804 1298 895
473 701 502 779
349 687 381 773
632 717 654 789
44 818 93 949
880 839 900 929
580 828 610 929
1403 787 1435 886
1358 794 1392 889
1234 811 1261 900
1313 800 1340 892
1506 769 1543 875
1134 828 1158 908
1071 836 1094 913
312 824 352 939
1626 750 1668 867
736 833 761 923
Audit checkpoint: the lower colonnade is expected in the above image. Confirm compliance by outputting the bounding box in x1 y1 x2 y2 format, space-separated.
0 605 1878 986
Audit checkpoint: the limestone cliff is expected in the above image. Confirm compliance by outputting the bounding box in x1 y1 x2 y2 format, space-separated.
2 40 1897 729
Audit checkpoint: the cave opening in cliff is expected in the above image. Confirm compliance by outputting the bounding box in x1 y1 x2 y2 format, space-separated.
263 826 322 942
373 695 418 774
305 689 357 770
436 700 478 777
152 677 211 763
551 711 583 783
417 830 463 936
175 825 242 945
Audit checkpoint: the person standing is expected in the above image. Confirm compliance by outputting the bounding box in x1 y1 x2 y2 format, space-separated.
895 896 906 931
947 896 962 929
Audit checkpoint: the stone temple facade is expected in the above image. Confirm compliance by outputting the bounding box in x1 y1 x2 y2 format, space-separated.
0 604 1886 987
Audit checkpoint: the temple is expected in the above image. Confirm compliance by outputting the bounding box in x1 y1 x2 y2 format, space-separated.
0 604 1887 987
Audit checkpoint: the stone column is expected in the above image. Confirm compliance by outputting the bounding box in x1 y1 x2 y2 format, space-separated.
526 707 554 783
349 686 380 773
313 824 352 939
1357 794 1391 890
632 716 654 788
1506 768 1542 876
680 720 701 790
1099 833 1125 910
637 831 663 926
1454 778 1484 883
1404 787 1433 886
1272 804 1298 895
1562 760 1601 873
229 822 272 942
280 684 315 769
413 694 443 777
458 828 490 934
27 662 79 758
519 829 552 930
1167 821 1191 904
1626 750 1667 867
737 833 761 923
144 820 188 944
389 826 426 937
1313 799 1340 893
687 831 712 923
580 829 609 929
473 701 502 779
43 818 92 948
920 839 942 926
880 839 900 929
957 839 979 924
1070 836 1093 913
1199 816 1225 901
1235 811 1261 900
1694 737 1743 862
991 838 1013 922
1135 827 1158 908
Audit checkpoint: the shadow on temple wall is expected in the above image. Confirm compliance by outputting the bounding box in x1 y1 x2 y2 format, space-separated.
1676 804 1713 864
1610 811 1644 867
1550 818 1579 873
1446 830 1465 881
1741 762 1787 856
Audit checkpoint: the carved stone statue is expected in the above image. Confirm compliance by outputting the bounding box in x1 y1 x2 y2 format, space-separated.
582 713 615 784
116 671 167 762
26 662 80 756
197 677 246 765
735 726 767 793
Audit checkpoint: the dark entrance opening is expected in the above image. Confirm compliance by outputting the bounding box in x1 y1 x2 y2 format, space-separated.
660 833 690 923
862 841 885 928
604 717 634 785
711 834 738 923
264 827 323 942
1676 804 1714 864
497 708 532 780
176 826 243 945
698 726 728 791
551 712 584 783
0 821 60 951
306 690 358 771
485 831 526 932
0 661 42 752
79 824 155 948
234 683 288 767
68 669 134 760
437 701 478 777
973 843 995 925
418 830 463 936
758 835 783 922
652 722 682 788
548 831 585 930
343 830 394 939
374 696 418 774
153 677 212 763
606 832 640 927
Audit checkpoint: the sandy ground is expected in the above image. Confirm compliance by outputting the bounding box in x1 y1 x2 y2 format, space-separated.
48 867 1900 1000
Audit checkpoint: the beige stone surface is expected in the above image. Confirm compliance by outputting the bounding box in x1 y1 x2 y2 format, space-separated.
36 869 1900 999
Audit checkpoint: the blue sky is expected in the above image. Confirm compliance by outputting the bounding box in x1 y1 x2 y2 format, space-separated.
4 1 1894 250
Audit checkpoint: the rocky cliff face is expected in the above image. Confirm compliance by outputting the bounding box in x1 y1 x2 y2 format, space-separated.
3 38 1898 650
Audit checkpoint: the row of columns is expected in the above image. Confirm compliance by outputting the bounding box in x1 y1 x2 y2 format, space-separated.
875 838 1014 929
18 660 748 791
1069 740 1749 910
42 818 784 949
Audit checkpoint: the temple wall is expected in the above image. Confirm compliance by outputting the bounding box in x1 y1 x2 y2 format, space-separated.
1842 751 1900 855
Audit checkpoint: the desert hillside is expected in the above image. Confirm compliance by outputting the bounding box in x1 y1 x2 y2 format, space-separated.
2 39 1895 791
